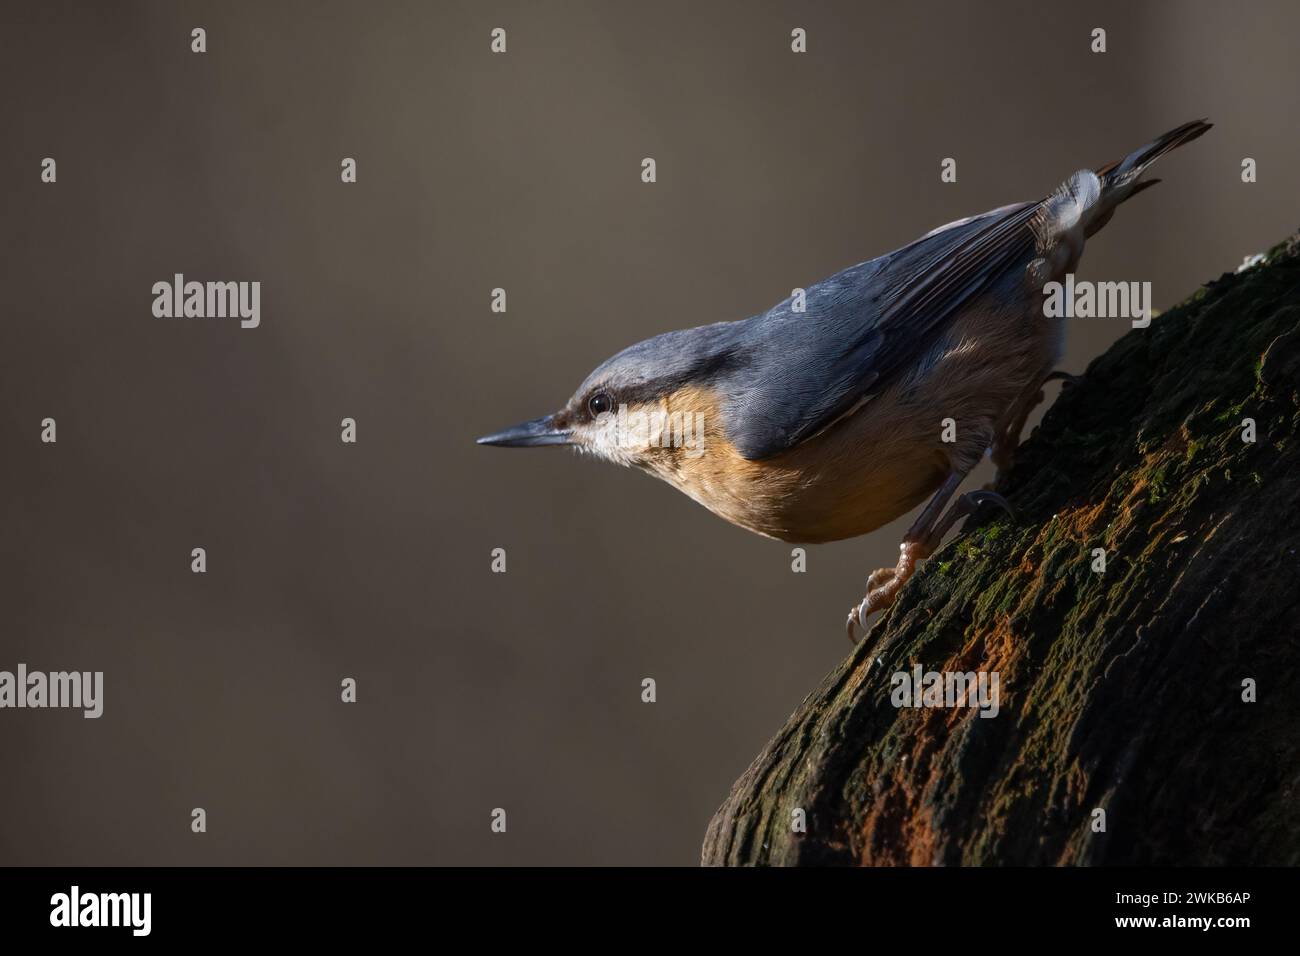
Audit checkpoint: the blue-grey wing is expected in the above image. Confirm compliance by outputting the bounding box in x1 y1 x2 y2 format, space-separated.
725 200 1042 460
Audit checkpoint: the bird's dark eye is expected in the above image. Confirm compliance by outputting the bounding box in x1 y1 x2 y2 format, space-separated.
588 392 614 417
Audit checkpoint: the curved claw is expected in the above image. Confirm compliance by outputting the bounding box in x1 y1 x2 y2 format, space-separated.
858 599 875 632
961 489 1016 522
1045 369 1083 389
846 597 878 645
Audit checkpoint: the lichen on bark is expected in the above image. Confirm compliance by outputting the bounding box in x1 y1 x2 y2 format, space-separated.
703 232 1300 866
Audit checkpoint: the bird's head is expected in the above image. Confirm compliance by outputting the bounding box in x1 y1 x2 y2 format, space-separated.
476 323 744 472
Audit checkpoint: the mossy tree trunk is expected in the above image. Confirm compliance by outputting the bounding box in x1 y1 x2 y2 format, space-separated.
702 233 1300 866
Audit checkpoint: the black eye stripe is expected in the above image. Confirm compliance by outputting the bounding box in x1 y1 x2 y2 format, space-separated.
587 392 614 416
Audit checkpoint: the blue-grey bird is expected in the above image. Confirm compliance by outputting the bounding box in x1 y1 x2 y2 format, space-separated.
478 121 1211 641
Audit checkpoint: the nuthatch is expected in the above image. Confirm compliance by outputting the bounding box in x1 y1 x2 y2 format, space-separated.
479 121 1211 642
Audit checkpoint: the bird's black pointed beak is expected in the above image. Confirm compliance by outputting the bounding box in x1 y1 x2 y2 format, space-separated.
476 415 573 448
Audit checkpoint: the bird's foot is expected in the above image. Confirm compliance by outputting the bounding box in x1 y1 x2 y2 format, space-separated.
843 492 1015 644
845 545 919 644
845 567 896 642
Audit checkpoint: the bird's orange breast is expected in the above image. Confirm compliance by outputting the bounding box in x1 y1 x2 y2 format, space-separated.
639 384 949 543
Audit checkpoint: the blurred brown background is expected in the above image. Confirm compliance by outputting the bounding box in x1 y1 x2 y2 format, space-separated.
1 0 1296 865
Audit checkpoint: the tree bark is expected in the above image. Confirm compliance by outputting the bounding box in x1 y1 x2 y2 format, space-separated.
702 233 1300 866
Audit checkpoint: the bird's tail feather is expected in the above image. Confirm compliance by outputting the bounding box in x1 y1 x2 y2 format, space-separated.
1029 119 1211 267
1095 118 1213 189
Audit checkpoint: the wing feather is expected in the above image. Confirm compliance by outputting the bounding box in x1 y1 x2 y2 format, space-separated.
727 200 1041 460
